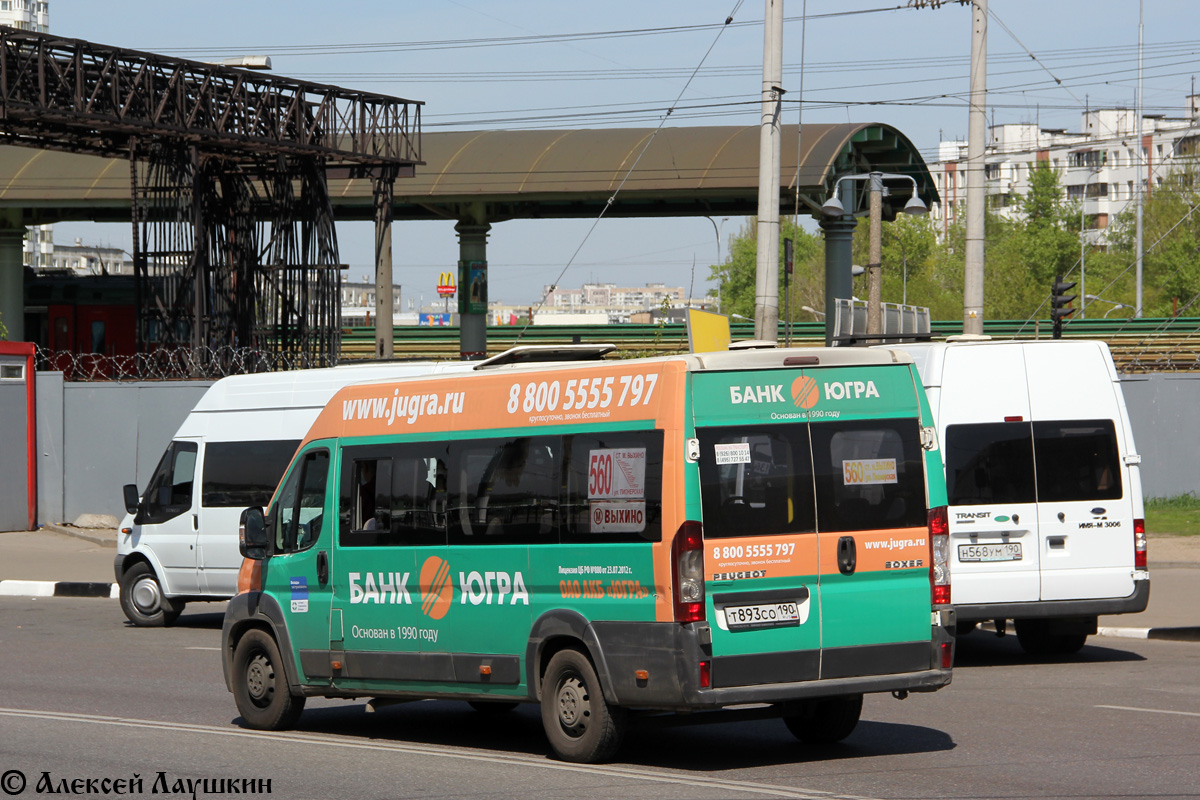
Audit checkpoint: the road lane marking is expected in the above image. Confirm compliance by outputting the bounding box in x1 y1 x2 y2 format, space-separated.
0 707 882 800
184 646 220 651
1096 705 1200 718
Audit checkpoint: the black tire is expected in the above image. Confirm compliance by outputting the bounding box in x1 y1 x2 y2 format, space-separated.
1015 619 1088 655
467 700 520 714
784 694 863 744
540 649 626 763
118 561 183 627
231 629 306 730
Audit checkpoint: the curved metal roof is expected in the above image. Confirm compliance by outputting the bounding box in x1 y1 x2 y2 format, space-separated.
0 122 936 225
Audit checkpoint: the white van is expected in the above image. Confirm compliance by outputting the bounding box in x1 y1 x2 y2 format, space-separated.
116 359 475 626
890 338 1149 654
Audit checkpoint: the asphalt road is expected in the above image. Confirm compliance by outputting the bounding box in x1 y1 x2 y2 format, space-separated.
1 597 1198 800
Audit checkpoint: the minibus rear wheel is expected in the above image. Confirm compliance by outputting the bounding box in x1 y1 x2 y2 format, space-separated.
232 629 306 730
540 649 626 763
467 701 519 714
118 561 183 627
783 694 863 744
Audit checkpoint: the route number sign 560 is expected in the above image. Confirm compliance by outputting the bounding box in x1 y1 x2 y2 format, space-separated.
506 373 659 414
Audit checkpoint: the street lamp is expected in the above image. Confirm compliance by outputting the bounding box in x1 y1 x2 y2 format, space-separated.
705 216 729 314
1084 293 1131 318
822 171 926 336
800 305 825 320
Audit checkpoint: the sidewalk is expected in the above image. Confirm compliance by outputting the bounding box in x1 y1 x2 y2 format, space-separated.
1 527 1198 640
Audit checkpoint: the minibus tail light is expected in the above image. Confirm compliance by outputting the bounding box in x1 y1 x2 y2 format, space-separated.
672 521 706 624
1134 518 1147 569
929 506 951 605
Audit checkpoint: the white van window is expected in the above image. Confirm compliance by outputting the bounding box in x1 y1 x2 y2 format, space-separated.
201 440 300 507
1033 420 1122 502
945 422 1036 505
139 441 198 524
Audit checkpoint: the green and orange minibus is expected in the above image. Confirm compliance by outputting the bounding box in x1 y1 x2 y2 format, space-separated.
222 346 954 762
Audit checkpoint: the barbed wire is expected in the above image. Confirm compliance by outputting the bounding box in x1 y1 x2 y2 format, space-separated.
34 345 331 382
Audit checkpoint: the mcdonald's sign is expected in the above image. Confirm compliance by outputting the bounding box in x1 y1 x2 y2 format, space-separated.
436 271 456 296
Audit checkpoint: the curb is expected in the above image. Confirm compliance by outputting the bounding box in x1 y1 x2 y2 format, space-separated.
41 523 118 548
1097 626 1200 643
0 579 118 599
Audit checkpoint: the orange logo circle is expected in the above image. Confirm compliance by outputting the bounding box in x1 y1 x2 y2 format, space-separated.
419 556 454 620
791 376 819 410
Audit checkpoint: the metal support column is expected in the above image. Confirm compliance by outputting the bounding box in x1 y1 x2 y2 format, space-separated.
373 170 397 359
455 220 490 360
820 212 857 347
0 219 25 342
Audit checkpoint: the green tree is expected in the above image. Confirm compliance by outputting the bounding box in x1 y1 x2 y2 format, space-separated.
707 218 824 321
1105 162 1200 316
0 311 7 340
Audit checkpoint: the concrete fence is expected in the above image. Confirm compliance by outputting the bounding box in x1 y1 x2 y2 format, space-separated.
13 371 1200 529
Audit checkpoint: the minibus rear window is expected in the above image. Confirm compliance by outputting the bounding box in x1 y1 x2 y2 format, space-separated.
697 426 817 539
202 440 300 507
811 419 927 533
1032 419 1122 502
945 422 1036 505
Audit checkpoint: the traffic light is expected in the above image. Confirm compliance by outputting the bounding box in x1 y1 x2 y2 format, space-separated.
1050 275 1077 339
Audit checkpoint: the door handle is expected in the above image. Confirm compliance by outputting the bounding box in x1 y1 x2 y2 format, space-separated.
837 536 857 575
193 514 198 530
317 550 329 585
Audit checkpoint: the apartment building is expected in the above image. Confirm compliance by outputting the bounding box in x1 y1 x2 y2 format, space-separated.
930 94 1200 245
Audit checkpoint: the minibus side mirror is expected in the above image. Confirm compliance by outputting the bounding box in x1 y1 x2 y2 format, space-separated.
122 484 140 516
239 507 268 560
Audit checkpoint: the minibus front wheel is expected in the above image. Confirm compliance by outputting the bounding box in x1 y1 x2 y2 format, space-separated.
231 629 306 730
540 648 626 763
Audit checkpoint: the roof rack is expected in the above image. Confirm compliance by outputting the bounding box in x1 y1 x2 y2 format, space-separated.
473 344 617 369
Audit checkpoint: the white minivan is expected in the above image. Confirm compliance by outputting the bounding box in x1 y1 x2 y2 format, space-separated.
890 338 1149 654
116 359 474 626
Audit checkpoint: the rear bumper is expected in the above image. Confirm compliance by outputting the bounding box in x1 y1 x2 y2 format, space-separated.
953 577 1150 623
588 619 953 711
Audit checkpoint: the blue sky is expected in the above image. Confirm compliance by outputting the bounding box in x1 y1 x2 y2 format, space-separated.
51 0 1200 307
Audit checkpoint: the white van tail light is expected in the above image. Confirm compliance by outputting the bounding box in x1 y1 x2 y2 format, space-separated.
928 506 951 605
672 521 706 624
1134 518 1147 569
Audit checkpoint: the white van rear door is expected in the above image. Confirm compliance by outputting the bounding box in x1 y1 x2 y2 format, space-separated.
1025 346 1135 601
939 345 1040 606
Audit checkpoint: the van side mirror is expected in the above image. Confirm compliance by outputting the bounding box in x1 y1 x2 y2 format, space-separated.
122 484 141 516
239 507 268 560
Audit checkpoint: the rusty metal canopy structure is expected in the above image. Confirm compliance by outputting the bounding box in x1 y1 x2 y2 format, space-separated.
0 122 934 225
0 26 421 372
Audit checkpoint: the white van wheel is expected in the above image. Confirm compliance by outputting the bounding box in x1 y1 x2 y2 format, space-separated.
1015 619 1088 655
119 562 183 627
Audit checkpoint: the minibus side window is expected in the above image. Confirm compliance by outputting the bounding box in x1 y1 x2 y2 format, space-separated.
562 430 664 543
450 436 561 545
1032 419 1122 502
275 450 329 553
138 441 198 524
945 422 1036 505
201 440 300 507
811 420 926 532
697 426 816 540
338 443 449 547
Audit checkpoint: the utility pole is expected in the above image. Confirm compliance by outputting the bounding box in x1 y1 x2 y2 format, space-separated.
1135 0 1144 317
963 0 987 335
754 0 783 342
866 172 884 335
